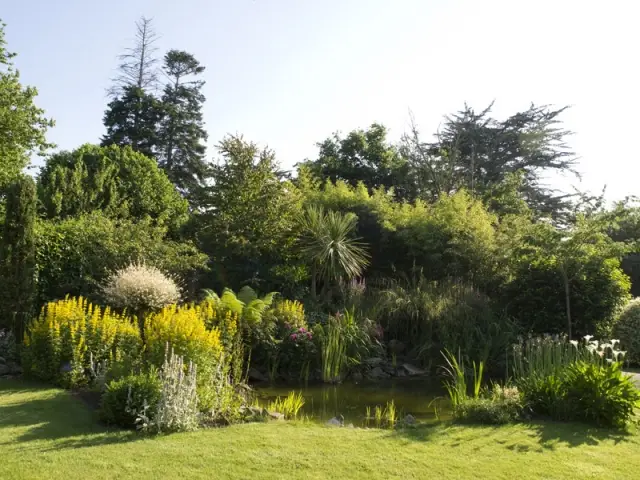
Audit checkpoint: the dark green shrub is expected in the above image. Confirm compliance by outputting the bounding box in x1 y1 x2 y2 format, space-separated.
100 372 161 428
563 361 640 428
613 298 640 365
0 175 37 335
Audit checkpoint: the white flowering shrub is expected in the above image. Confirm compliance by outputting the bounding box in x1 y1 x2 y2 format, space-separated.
103 263 180 313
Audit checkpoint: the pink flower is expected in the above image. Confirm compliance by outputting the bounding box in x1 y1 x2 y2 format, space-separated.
307 332 312 340
290 333 298 341
299 327 306 333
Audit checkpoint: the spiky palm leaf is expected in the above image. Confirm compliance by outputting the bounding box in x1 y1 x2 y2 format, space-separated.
299 205 370 285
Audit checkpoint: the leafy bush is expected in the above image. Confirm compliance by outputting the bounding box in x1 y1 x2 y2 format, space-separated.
563 361 640 428
22 297 142 388
38 144 188 231
99 372 161 428
103 262 181 314
35 212 207 306
278 325 317 381
454 389 523 425
144 304 223 409
613 298 640 365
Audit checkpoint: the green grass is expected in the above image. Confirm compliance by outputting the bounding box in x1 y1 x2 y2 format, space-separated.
1 379 640 479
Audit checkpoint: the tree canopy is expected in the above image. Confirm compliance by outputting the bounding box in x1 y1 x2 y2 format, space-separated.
38 144 188 232
0 20 54 188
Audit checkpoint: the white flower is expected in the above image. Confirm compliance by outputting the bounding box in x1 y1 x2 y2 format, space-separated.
610 339 621 348
583 335 594 342
569 340 579 348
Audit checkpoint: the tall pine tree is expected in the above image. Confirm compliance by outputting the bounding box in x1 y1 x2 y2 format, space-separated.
102 17 162 157
157 50 208 196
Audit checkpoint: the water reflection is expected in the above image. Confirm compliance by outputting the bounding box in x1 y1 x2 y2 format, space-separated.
254 378 451 424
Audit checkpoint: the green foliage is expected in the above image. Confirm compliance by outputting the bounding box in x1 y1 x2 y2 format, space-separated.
0 175 37 333
197 136 305 295
38 144 188 231
563 361 640 428
0 21 54 188
316 310 374 383
299 124 408 195
378 276 515 369
613 298 640 365
512 335 638 427
441 349 484 407
364 400 397 429
157 50 208 196
504 217 630 338
267 391 305 420
34 212 207 305
99 372 161 428
401 103 577 219
299 205 370 298
454 385 523 425
102 86 163 159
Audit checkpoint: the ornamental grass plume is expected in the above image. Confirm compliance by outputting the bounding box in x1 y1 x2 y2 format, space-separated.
103 262 181 313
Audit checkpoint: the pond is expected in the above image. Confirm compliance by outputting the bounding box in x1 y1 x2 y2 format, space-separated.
253 378 451 424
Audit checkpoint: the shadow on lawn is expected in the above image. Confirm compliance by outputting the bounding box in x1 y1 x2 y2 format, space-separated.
389 419 636 451
0 379 140 451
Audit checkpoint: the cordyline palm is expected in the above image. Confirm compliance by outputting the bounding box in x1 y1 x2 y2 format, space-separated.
299 206 370 299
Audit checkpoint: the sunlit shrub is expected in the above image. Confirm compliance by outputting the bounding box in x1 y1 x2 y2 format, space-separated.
613 298 640 365
99 372 161 428
103 262 180 314
563 361 640 428
22 297 141 388
265 300 307 331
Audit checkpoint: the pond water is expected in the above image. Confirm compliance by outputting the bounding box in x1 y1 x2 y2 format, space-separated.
253 378 451 424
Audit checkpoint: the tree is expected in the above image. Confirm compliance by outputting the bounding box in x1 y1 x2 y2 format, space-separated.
197 135 304 294
0 20 54 188
504 215 630 338
102 17 162 157
157 50 208 196
299 205 369 299
403 103 577 219
37 144 188 232
109 16 160 95
102 86 162 158
299 124 409 197
0 176 36 333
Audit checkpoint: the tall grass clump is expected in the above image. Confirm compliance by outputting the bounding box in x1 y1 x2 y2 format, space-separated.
440 349 484 407
377 275 515 369
316 309 374 383
267 391 305 419
320 319 347 383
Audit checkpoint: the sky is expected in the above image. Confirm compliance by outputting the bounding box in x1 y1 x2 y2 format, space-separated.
3 0 638 201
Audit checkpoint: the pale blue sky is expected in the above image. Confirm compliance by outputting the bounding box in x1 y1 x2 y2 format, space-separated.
3 0 638 200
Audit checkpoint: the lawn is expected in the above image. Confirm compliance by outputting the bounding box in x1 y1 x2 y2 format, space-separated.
1 379 639 480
